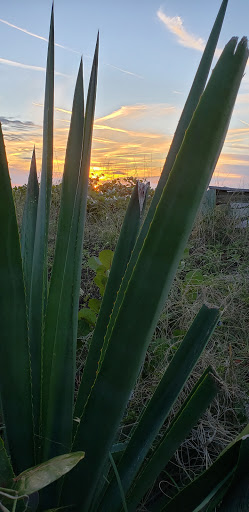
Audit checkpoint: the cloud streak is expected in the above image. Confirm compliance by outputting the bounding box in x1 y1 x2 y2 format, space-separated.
0 16 142 79
0 17 80 54
0 57 70 76
4 102 249 188
103 62 143 79
157 8 205 51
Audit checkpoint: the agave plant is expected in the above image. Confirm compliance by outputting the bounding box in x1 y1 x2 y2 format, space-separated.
0 1 248 511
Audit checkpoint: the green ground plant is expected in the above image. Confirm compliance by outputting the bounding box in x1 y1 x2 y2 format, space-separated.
1 1 249 511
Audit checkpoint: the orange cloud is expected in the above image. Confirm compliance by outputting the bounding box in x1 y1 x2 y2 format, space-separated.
4 101 249 188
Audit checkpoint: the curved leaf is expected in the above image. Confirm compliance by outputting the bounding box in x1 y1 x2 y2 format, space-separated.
14 452 84 496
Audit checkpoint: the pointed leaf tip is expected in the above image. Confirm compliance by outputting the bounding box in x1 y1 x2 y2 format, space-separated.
95 32 99 53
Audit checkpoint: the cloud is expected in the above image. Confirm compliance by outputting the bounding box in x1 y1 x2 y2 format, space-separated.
157 8 205 51
0 17 80 54
239 120 249 127
96 104 175 124
0 57 70 77
33 102 72 115
4 101 249 187
103 62 143 79
0 116 35 129
0 16 142 80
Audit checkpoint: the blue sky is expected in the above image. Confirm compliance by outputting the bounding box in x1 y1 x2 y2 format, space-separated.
0 0 248 186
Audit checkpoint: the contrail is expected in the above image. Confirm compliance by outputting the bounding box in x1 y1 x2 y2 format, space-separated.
0 16 143 79
103 62 143 79
0 17 80 54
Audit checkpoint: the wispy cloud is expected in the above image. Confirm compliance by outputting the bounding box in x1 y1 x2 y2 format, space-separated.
0 17 80 54
4 102 249 187
0 16 142 79
33 102 72 114
0 57 70 77
96 104 175 123
103 62 143 79
157 8 205 51
0 116 36 129
240 120 249 127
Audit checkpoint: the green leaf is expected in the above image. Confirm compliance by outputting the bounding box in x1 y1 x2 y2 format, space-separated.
41 58 84 463
0 439 14 488
13 452 84 496
44 508 72 512
126 371 219 511
20 148 39 306
99 307 219 511
219 476 249 512
41 35 98 464
74 181 149 424
88 256 102 271
62 37 248 510
153 0 229 199
219 435 249 511
184 270 204 285
108 452 128 512
29 6 54 442
88 299 101 314
78 308 97 326
99 250 114 270
156 425 249 512
94 271 108 296
172 329 187 337
0 123 34 474
100 0 229 347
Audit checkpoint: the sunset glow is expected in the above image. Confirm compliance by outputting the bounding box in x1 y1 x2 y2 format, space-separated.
0 1 248 188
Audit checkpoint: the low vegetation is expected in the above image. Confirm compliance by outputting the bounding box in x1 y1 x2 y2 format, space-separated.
13 178 249 503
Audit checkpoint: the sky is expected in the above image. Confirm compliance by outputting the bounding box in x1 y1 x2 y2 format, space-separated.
0 0 248 188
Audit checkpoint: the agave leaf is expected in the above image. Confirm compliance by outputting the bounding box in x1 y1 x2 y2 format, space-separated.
153 0 229 197
0 439 14 488
100 307 219 511
156 425 249 512
20 148 39 305
219 435 249 511
126 371 219 512
62 38 249 510
219 476 249 512
44 508 72 512
109 452 128 512
42 38 98 463
74 181 149 422
204 477 234 512
98 0 229 354
41 59 84 461
13 452 84 496
0 124 34 474
28 6 54 441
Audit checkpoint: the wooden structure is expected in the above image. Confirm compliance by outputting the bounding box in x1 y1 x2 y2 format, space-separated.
208 186 249 227
209 186 249 204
